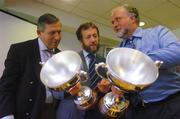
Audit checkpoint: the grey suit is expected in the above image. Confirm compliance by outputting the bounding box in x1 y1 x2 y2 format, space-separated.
55 51 105 119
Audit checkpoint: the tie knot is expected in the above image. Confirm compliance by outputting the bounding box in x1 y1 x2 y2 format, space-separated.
87 53 95 60
126 36 134 42
125 37 136 49
46 49 55 54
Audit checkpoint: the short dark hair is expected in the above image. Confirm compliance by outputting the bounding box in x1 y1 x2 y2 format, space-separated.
37 13 60 31
76 22 99 41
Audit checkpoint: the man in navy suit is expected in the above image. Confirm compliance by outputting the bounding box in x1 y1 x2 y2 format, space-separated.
0 13 61 119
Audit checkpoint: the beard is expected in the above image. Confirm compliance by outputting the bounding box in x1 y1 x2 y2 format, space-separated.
82 43 100 54
116 28 128 39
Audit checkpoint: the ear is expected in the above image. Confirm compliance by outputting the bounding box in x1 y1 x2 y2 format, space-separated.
37 29 41 36
130 16 136 24
80 40 83 45
80 40 86 47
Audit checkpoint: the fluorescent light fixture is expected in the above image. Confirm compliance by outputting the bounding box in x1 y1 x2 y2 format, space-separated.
139 21 145 26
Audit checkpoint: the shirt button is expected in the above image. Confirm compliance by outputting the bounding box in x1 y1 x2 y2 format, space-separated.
29 98 33 102
29 81 33 85
26 113 30 116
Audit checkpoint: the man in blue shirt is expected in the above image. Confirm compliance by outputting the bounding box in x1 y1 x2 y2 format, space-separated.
111 4 180 119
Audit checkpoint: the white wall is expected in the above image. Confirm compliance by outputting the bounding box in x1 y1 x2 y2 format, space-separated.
0 11 81 76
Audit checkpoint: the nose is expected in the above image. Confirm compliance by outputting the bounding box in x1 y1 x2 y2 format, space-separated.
90 36 96 43
112 20 118 29
54 32 61 40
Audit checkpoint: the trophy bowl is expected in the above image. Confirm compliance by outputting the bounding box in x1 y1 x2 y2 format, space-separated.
95 47 162 118
96 47 160 91
40 50 97 110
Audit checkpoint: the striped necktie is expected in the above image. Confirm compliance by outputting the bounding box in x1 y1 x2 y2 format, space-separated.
87 53 100 88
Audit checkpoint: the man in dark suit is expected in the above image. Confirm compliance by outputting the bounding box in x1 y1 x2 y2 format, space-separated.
77 22 111 119
55 22 111 119
0 13 61 119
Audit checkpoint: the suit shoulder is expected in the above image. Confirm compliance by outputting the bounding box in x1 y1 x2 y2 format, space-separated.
96 54 105 62
11 38 37 48
9 38 38 56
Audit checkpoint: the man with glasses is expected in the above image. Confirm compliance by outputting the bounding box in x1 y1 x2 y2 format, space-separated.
111 4 180 119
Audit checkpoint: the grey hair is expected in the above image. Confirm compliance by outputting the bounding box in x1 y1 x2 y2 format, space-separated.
112 4 140 24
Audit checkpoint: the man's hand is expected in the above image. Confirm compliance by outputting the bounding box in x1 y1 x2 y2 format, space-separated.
111 85 124 97
67 82 81 95
97 79 111 93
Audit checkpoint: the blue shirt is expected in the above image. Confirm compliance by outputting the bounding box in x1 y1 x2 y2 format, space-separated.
38 38 54 103
120 25 180 103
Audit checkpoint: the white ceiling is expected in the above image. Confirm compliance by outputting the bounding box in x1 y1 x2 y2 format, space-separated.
34 0 180 29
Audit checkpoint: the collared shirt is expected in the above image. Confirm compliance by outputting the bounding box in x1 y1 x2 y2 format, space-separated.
38 38 53 62
38 38 53 103
83 50 96 69
120 25 180 103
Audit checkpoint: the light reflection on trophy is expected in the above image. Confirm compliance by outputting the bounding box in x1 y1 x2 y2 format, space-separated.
95 48 163 118
40 50 97 110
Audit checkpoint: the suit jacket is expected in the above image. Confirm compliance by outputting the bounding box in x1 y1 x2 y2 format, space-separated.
0 38 60 119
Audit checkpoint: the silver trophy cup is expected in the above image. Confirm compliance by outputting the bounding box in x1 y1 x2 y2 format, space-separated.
96 48 162 118
40 50 97 110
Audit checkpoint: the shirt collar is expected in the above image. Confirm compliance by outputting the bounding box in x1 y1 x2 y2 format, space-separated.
38 38 48 51
83 50 90 58
83 50 96 58
123 27 143 41
132 27 143 38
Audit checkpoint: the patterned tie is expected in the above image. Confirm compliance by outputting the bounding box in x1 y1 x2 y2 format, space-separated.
42 49 55 62
124 37 136 49
88 53 100 88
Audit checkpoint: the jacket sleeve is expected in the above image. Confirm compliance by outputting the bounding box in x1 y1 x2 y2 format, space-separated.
0 44 21 118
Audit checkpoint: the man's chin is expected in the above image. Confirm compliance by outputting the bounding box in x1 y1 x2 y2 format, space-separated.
91 47 99 53
85 48 97 54
116 31 124 38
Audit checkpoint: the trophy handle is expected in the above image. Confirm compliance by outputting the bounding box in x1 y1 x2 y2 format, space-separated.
95 62 108 79
154 60 163 68
78 70 88 82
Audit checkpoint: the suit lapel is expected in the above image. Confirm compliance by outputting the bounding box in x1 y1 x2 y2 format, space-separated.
79 51 88 73
32 39 42 80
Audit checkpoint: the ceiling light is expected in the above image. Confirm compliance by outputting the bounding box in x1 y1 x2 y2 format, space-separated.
139 21 145 27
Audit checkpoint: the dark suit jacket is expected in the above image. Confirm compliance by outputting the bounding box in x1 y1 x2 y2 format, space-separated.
0 38 59 119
